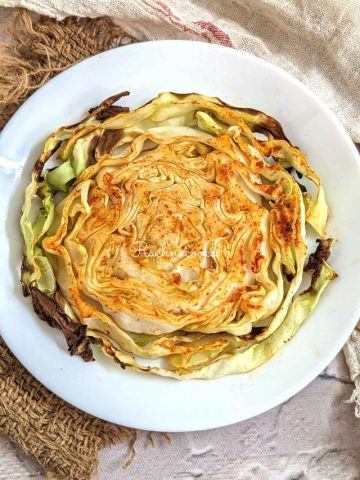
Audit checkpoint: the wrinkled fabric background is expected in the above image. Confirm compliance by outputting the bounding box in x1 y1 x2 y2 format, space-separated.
344 327 360 417
1 0 360 141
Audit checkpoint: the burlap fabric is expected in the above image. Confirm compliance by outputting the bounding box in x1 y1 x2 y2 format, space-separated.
0 338 134 480
0 10 136 480
0 9 133 127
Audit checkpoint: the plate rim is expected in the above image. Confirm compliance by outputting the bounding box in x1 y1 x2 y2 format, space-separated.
0 40 359 432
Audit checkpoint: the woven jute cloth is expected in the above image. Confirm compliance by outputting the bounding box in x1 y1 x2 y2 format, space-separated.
0 9 133 128
0 338 133 480
0 10 136 480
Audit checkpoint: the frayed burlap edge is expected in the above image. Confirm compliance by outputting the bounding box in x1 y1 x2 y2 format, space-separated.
0 9 136 480
0 337 133 480
0 8 133 128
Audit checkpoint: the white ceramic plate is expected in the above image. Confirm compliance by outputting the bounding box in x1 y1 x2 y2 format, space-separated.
0 41 359 432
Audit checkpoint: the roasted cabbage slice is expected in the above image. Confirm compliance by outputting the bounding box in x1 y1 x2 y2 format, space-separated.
20 92 336 379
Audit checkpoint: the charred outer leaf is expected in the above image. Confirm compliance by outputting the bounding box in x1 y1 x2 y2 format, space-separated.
304 238 336 289
88 91 130 119
30 287 96 361
234 107 289 142
91 105 130 121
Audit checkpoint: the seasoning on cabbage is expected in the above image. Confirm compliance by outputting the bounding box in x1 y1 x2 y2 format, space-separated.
20 91 337 379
